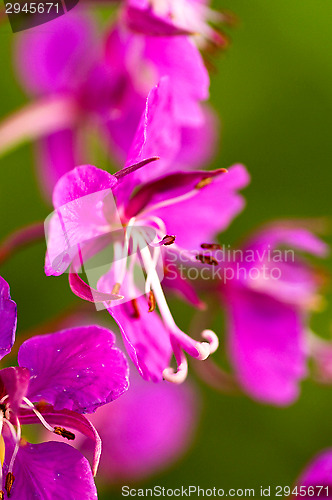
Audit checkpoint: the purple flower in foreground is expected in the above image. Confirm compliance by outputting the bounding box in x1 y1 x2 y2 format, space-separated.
294 449 332 498
0 324 129 498
44 108 249 382
0 277 16 361
217 223 328 405
56 373 199 482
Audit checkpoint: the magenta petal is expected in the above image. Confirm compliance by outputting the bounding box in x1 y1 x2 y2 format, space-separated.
143 35 209 125
126 166 227 218
108 298 172 382
19 405 102 476
45 165 118 276
15 11 97 96
36 129 78 201
0 276 17 360
123 1 193 36
225 287 307 406
0 367 30 413
152 164 250 250
241 223 328 306
68 271 123 303
245 224 329 257
3 440 97 500
18 326 129 413
174 106 219 170
296 449 332 496
125 77 180 182
52 164 117 209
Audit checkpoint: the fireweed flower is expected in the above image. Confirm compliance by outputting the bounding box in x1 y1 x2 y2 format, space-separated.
44 124 249 382
212 223 328 405
0 284 129 498
6 7 216 198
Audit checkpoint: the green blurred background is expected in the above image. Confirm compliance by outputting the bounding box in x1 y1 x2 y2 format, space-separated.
1 0 332 496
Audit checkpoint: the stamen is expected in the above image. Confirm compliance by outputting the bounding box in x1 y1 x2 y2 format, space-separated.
138 235 177 331
0 405 6 419
131 299 140 318
112 282 121 295
22 397 54 432
0 490 4 499
201 243 222 250
3 419 22 490
5 472 14 496
147 290 156 312
161 235 176 246
54 427 75 441
195 177 213 189
137 231 218 366
196 254 218 265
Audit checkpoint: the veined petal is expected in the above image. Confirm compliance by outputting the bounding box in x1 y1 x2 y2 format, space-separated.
126 166 227 218
0 277 17 360
2 439 97 500
18 326 129 413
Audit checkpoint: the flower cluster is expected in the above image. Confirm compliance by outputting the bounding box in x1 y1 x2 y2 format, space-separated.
0 0 330 498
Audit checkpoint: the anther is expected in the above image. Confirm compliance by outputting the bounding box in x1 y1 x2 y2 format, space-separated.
201 243 222 250
131 299 140 319
195 177 213 189
147 290 156 313
112 282 121 295
5 472 14 496
162 235 176 246
196 254 218 265
35 400 48 412
0 490 4 499
54 427 75 441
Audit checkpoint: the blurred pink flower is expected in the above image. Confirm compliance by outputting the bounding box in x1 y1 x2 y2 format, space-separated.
294 449 332 498
219 223 328 405
71 374 200 482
